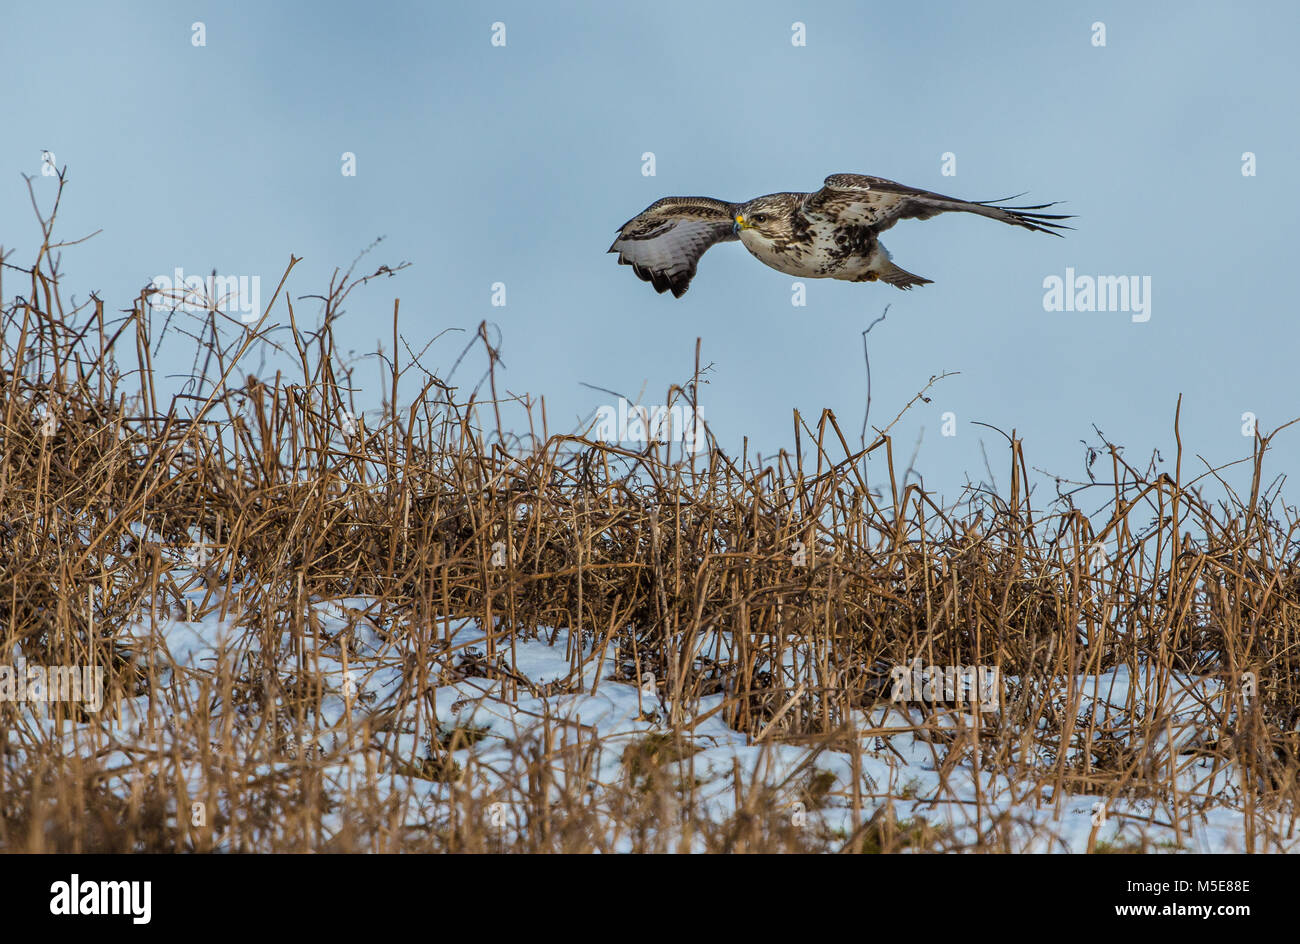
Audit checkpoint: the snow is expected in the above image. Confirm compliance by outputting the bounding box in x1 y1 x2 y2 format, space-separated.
7 586 1295 852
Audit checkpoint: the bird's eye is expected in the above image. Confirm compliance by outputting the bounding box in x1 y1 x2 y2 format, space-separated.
753 213 768 223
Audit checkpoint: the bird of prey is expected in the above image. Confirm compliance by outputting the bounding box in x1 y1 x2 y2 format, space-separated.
609 173 1070 296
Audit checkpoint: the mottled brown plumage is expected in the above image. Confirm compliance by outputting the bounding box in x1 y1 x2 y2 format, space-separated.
609 173 1071 297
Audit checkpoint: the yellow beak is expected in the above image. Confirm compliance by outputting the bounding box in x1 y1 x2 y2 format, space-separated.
734 214 750 232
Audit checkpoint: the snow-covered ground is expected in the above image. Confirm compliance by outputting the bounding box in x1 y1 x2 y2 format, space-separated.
9 583 1294 853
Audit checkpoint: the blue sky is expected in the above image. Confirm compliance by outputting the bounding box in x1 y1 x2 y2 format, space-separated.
4 1 1298 507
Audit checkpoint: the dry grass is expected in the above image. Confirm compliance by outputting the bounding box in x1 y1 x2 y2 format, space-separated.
3 174 1299 853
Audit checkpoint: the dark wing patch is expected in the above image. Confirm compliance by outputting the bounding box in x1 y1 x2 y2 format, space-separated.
802 173 1073 236
608 196 738 297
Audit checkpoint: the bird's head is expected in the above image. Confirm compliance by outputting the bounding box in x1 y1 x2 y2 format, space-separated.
733 196 794 244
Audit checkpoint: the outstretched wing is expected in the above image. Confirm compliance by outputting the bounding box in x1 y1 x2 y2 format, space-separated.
608 196 739 297
802 173 1072 236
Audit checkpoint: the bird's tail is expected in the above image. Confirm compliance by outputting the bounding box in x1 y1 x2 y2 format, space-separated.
871 262 934 290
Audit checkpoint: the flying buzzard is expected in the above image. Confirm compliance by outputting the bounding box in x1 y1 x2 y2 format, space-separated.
609 173 1070 296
